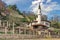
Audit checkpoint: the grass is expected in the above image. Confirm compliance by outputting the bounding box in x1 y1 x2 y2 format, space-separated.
0 32 13 34
0 32 5 34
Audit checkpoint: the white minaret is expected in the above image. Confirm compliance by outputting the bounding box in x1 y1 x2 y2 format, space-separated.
37 3 42 24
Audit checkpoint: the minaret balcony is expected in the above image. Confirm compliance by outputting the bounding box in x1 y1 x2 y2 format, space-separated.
31 21 50 27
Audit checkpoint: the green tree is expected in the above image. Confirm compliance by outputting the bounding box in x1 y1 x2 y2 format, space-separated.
8 5 17 11
50 15 60 29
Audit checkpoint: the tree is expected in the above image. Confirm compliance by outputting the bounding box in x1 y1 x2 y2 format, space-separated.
7 5 17 11
50 15 60 29
41 15 47 21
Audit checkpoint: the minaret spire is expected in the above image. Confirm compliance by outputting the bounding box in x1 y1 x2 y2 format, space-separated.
38 3 42 15
39 3 41 10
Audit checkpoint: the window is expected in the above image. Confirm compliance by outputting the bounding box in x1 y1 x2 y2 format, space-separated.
46 22 49 25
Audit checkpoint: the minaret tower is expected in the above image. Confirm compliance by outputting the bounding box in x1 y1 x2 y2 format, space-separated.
29 2 50 31
37 3 42 24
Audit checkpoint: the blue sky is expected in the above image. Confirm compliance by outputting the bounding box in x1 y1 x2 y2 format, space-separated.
2 0 60 19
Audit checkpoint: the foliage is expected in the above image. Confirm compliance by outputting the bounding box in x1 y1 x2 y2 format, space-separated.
7 5 17 11
50 15 60 29
20 18 28 22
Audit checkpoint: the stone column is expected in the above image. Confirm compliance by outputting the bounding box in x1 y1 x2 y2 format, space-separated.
0 20 1 26
5 27 7 34
24 28 26 34
49 32 51 38
7 21 8 27
5 21 9 34
9 23 10 27
19 28 20 34
13 22 15 34
3 22 7 34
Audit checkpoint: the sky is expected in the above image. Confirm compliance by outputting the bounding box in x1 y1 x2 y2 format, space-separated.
2 0 60 19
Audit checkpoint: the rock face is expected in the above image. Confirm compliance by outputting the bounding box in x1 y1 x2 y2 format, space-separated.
0 0 10 16
0 0 6 10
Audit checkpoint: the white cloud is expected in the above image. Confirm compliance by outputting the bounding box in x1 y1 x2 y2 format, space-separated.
46 0 51 3
30 0 60 15
32 0 45 5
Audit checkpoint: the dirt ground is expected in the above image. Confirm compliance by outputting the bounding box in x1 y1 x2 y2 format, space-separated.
0 38 60 40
